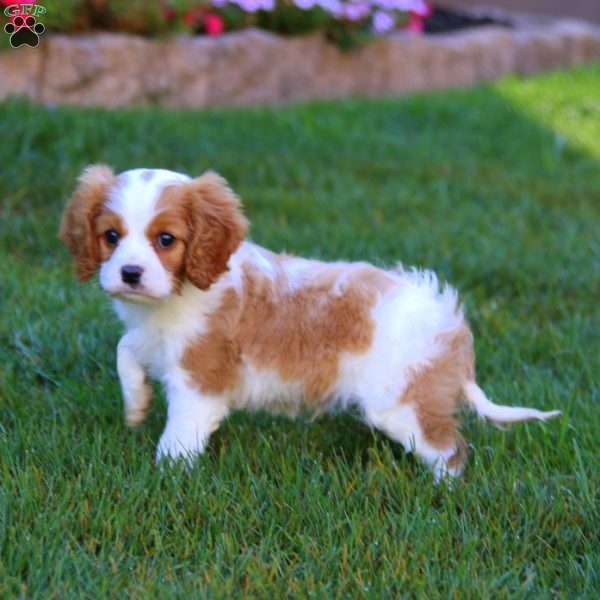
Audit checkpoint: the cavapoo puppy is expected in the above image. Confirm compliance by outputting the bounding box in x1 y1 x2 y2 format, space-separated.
60 166 560 479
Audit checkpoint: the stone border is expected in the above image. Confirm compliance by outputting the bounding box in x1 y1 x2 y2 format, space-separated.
1 15 599 108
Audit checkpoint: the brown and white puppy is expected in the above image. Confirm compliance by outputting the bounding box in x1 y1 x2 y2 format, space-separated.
60 165 560 480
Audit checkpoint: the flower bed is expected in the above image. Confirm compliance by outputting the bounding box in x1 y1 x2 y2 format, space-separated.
2 0 435 48
2 1 517 49
1 2 599 108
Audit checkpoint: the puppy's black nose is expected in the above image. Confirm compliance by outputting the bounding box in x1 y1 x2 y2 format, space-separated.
121 265 144 286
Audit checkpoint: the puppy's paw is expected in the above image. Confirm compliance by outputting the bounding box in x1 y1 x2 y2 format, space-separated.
125 407 148 428
155 424 208 466
124 382 153 427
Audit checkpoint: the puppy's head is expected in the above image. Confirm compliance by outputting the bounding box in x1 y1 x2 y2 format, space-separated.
59 166 248 301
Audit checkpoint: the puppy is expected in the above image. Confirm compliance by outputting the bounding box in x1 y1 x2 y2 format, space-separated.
59 165 560 479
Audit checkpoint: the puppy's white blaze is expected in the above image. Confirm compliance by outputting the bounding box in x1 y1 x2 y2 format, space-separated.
100 169 191 299
107 168 190 220
462 381 562 424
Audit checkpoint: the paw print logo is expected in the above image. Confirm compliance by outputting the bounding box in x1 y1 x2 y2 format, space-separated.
4 15 45 48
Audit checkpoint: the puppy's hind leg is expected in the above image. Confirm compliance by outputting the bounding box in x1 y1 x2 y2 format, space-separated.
366 405 466 482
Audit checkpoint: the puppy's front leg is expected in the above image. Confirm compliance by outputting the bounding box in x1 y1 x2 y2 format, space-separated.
117 335 152 427
156 374 229 464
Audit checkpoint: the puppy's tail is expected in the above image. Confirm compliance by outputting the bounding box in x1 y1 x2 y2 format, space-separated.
462 381 561 426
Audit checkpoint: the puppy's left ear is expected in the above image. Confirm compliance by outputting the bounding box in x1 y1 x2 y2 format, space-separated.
184 172 248 290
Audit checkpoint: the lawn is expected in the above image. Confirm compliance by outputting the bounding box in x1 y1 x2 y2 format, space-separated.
1 65 599 598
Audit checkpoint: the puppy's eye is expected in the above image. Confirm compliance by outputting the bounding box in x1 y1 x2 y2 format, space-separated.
158 233 175 248
104 229 120 246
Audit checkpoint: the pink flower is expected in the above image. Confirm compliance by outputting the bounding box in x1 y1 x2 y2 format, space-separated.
372 10 395 34
407 12 424 33
203 12 224 36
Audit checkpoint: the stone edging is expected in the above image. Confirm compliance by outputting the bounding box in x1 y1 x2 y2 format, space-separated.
1 16 599 108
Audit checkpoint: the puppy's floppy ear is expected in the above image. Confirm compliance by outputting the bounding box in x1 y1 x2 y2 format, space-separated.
184 171 248 290
59 164 116 282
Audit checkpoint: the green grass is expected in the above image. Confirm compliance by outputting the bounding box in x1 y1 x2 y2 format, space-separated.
1 65 599 598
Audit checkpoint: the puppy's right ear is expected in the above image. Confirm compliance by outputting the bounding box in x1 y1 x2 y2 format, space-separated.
59 165 116 282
